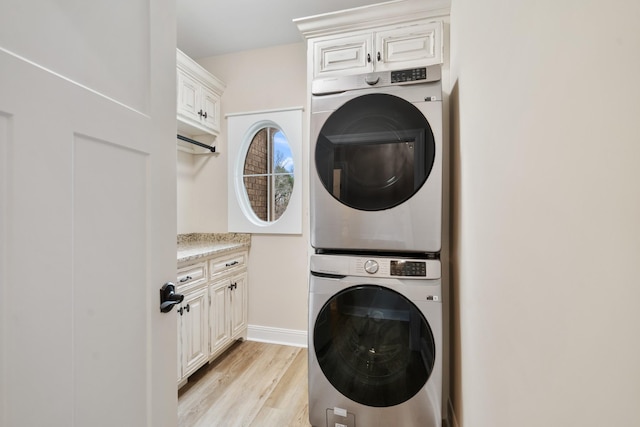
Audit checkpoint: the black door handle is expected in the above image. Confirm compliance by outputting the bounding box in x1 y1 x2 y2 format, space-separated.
160 282 184 313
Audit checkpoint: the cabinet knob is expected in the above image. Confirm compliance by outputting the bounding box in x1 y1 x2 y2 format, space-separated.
198 109 203 117
377 51 381 61
185 303 190 313
202 111 208 119
367 53 371 63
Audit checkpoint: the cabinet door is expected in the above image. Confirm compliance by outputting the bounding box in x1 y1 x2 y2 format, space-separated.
313 33 373 78
177 310 183 383
200 87 220 133
374 21 443 71
177 70 201 124
182 287 209 377
230 272 247 339
209 280 231 357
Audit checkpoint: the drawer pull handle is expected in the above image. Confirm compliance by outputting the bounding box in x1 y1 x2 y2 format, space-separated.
179 275 193 283
225 261 239 267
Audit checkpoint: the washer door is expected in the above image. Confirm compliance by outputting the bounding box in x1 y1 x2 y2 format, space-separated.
313 285 436 407
315 93 435 211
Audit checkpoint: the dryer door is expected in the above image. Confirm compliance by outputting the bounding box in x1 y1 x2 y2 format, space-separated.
315 93 435 211
313 285 436 407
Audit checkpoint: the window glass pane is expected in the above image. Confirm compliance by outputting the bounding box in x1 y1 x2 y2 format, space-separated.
273 173 293 221
273 130 294 174
243 127 294 223
243 175 267 221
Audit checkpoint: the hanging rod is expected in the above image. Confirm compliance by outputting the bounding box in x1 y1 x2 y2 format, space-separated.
177 134 216 153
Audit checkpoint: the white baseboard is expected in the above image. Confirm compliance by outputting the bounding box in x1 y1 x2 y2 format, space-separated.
247 324 308 348
448 398 460 427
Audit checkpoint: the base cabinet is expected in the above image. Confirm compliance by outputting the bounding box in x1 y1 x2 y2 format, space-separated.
177 249 248 387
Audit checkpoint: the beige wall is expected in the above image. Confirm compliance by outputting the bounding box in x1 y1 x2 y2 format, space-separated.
177 43 309 333
450 0 640 426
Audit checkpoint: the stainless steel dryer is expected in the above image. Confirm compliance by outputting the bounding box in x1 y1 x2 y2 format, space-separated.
308 253 442 427
311 66 443 253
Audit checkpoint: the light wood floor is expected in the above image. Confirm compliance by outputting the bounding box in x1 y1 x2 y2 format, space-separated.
178 340 312 427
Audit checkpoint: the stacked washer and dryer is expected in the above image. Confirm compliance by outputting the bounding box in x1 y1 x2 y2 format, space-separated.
308 65 445 427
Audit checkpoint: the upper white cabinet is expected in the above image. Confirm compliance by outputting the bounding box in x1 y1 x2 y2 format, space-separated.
176 49 225 138
296 0 449 79
313 20 442 78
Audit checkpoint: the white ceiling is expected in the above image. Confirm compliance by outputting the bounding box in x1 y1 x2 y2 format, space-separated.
176 0 388 59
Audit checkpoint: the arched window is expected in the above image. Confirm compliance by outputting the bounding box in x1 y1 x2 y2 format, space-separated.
227 108 302 234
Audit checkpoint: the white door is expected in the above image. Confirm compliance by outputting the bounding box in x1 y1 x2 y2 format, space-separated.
0 2 177 427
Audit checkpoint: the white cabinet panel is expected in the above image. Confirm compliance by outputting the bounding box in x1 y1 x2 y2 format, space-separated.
230 272 247 339
375 21 442 71
313 33 372 77
181 287 209 378
209 280 230 356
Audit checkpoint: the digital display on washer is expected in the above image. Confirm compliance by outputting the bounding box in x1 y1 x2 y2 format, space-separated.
390 260 427 276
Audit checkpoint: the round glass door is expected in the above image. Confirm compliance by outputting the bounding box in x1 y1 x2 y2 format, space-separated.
313 285 435 407
315 93 435 211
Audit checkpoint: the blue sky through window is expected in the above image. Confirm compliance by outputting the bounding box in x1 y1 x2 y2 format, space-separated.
273 130 294 173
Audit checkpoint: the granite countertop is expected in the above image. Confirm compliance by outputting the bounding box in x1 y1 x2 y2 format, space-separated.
177 233 250 264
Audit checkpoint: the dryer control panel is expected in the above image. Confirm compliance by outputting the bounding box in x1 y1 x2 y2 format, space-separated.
390 260 427 276
390 67 427 83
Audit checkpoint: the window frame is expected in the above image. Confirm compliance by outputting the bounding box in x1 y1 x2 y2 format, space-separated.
227 107 303 234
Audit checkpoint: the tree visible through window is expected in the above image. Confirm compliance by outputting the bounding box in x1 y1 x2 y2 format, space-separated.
243 127 294 222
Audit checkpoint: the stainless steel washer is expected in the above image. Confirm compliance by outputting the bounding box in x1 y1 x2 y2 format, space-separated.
308 253 443 427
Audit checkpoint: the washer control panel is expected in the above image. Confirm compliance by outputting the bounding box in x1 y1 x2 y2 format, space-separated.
348 256 440 279
310 254 441 280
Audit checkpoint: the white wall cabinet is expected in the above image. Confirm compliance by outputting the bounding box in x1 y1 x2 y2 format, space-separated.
312 20 443 78
176 49 225 141
177 249 248 387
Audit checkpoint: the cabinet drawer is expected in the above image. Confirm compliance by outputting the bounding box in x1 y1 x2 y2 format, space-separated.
177 261 208 289
210 251 247 278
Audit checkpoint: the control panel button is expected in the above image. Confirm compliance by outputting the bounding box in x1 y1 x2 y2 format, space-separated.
364 259 379 274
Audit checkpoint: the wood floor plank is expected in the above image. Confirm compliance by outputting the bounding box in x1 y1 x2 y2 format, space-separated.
178 341 312 427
